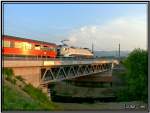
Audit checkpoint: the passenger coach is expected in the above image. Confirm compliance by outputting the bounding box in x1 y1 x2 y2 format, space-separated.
2 35 57 58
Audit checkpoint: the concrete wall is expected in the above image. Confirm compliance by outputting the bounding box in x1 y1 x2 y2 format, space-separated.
12 67 41 87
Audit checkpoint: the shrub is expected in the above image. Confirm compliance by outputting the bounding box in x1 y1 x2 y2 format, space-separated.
3 68 13 78
3 68 16 84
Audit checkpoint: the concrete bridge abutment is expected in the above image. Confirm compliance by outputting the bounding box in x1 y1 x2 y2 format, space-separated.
12 66 52 100
12 67 42 87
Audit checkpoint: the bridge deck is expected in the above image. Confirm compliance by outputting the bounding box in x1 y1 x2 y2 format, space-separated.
3 58 118 68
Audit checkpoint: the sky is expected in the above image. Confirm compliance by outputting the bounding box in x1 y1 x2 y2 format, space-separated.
3 3 147 51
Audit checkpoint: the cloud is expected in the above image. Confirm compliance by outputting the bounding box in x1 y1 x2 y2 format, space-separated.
66 17 147 51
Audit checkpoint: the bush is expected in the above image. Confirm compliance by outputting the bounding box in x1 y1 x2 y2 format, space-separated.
3 68 16 84
3 68 13 78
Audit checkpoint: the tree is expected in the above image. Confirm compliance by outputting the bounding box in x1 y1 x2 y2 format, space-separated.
116 48 148 102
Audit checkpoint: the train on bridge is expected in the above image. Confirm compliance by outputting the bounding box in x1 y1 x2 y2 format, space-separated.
2 35 93 58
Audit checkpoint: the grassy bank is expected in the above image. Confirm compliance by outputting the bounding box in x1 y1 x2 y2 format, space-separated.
2 68 61 111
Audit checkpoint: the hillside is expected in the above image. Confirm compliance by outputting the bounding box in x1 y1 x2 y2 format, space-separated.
2 68 62 111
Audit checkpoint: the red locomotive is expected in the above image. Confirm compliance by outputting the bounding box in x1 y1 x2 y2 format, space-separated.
2 35 57 58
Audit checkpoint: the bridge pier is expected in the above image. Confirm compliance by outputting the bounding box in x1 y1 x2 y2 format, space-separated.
41 84 52 100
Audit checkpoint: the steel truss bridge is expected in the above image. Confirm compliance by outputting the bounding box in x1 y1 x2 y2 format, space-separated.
3 57 119 86
38 58 119 85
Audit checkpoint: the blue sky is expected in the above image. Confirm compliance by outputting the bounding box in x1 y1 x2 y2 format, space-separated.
3 3 147 51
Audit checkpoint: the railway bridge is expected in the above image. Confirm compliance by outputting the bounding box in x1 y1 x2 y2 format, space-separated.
3 58 119 95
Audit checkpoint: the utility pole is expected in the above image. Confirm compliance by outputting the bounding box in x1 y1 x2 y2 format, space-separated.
91 43 95 58
118 43 120 61
92 43 94 53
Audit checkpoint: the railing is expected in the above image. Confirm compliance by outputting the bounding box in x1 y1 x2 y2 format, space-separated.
3 56 116 62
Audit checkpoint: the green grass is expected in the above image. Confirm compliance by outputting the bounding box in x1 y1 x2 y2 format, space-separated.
3 68 62 111
3 81 39 110
3 79 61 111
23 84 61 110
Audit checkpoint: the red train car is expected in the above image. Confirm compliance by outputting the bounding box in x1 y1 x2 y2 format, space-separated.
2 35 57 58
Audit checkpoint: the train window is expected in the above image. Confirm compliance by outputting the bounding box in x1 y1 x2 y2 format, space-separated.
10 41 14 48
62 48 66 51
63 48 69 51
15 42 22 48
65 48 67 50
34 45 41 50
22 42 32 50
53 48 56 51
27 43 32 50
42 46 48 50
49 47 56 51
3 41 11 47
15 42 32 50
